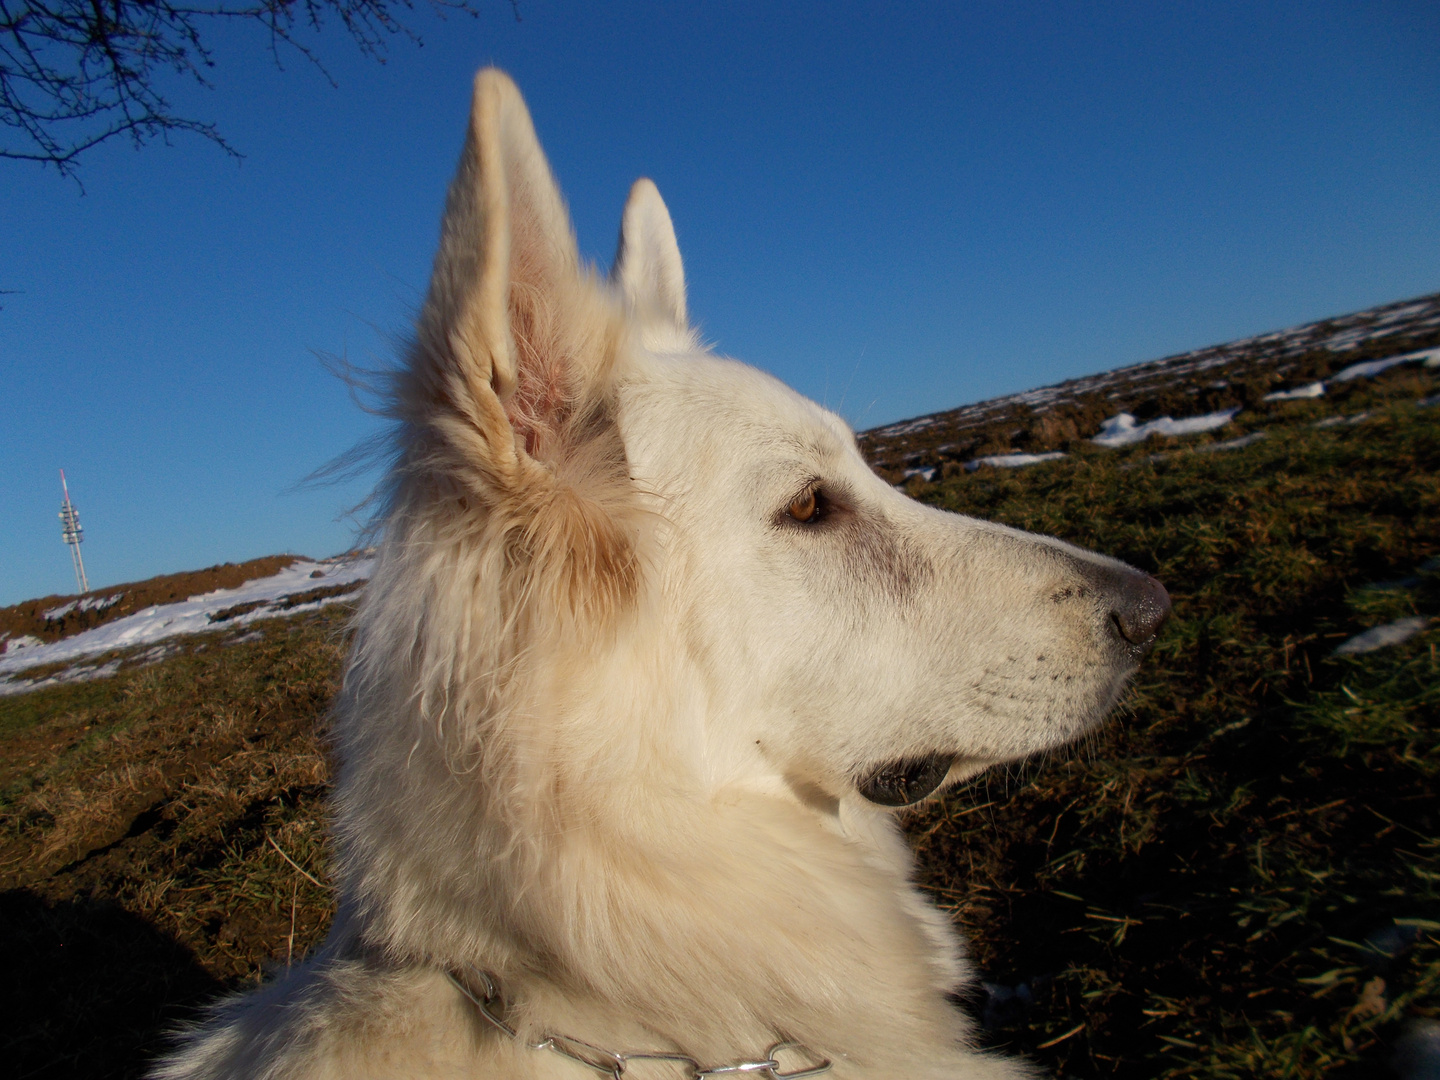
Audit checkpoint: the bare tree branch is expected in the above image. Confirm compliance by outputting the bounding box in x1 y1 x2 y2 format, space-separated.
1 0 505 177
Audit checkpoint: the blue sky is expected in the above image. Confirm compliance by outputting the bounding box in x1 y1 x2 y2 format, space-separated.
3 1 1438 605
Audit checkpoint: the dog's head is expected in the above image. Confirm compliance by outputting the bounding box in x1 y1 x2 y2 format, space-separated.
354 69 1168 824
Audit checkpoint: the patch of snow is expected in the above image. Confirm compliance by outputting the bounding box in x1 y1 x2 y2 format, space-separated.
1333 617 1429 656
0 556 373 679
41 593 123 620
1333 347 1440 382
873 416 940 437
966 452 1067 471
1092 409 1239 448
1313 412 1369 429
1376 300 1431 324
1420 394 1440 408
1263 382 1326 401
132 644 178 665
902 467 937 482
0 658 124 697
1197 431 1267 454
1320 329 1367 352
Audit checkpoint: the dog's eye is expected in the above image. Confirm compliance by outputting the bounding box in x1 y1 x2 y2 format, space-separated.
786 489 820 523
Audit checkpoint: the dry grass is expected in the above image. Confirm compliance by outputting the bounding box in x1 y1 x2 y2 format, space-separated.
0 610 346 1078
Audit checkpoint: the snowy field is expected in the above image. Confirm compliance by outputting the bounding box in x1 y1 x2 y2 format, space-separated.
0 555 374 694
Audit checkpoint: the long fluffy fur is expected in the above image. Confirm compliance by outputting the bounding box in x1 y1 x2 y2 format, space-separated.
152 68 1168 1080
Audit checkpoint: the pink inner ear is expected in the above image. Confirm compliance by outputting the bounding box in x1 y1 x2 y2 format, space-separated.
504 292 574 462
497 212 579 462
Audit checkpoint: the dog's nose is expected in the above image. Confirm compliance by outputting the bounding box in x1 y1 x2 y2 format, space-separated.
1058 556 1171 655
1108 570 1171 651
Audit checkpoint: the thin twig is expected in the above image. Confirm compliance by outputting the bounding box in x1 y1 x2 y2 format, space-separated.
1036 1023 1086 1049
286 878 298 967
266 833 325 888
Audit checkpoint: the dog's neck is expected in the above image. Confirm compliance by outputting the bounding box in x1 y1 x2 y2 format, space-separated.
338 613 979 1071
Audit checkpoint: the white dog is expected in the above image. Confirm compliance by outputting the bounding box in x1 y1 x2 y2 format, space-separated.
154 69 1168 1080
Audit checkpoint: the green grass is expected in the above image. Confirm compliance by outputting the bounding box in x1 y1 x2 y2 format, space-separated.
1 375 1437 1078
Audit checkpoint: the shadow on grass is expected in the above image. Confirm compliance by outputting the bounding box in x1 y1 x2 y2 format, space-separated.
0 889 223 1080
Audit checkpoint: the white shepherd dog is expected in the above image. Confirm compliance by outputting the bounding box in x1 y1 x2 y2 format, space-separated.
154 70 1169 1080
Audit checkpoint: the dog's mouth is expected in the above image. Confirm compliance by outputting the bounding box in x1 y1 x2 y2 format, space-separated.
856 753 957 807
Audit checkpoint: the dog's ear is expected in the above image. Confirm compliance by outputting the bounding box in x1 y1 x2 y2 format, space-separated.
402 70 638 628
410 68 619 479
612 178 692 346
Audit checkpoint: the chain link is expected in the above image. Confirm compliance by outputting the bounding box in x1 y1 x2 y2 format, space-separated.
447 968 832 1080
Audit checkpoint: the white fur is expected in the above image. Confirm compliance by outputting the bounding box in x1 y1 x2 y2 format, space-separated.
153 69 1162 1080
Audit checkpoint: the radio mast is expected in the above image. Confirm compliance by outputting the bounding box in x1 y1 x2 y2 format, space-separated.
59 469 89 594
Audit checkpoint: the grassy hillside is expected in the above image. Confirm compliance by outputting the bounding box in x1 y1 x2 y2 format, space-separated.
859 290 1440 482
2 361 1437 1077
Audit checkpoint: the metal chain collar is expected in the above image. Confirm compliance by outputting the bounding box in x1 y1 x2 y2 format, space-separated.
447 968 832 1080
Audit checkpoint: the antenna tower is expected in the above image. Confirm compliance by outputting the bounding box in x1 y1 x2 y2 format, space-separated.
59 469 89 594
